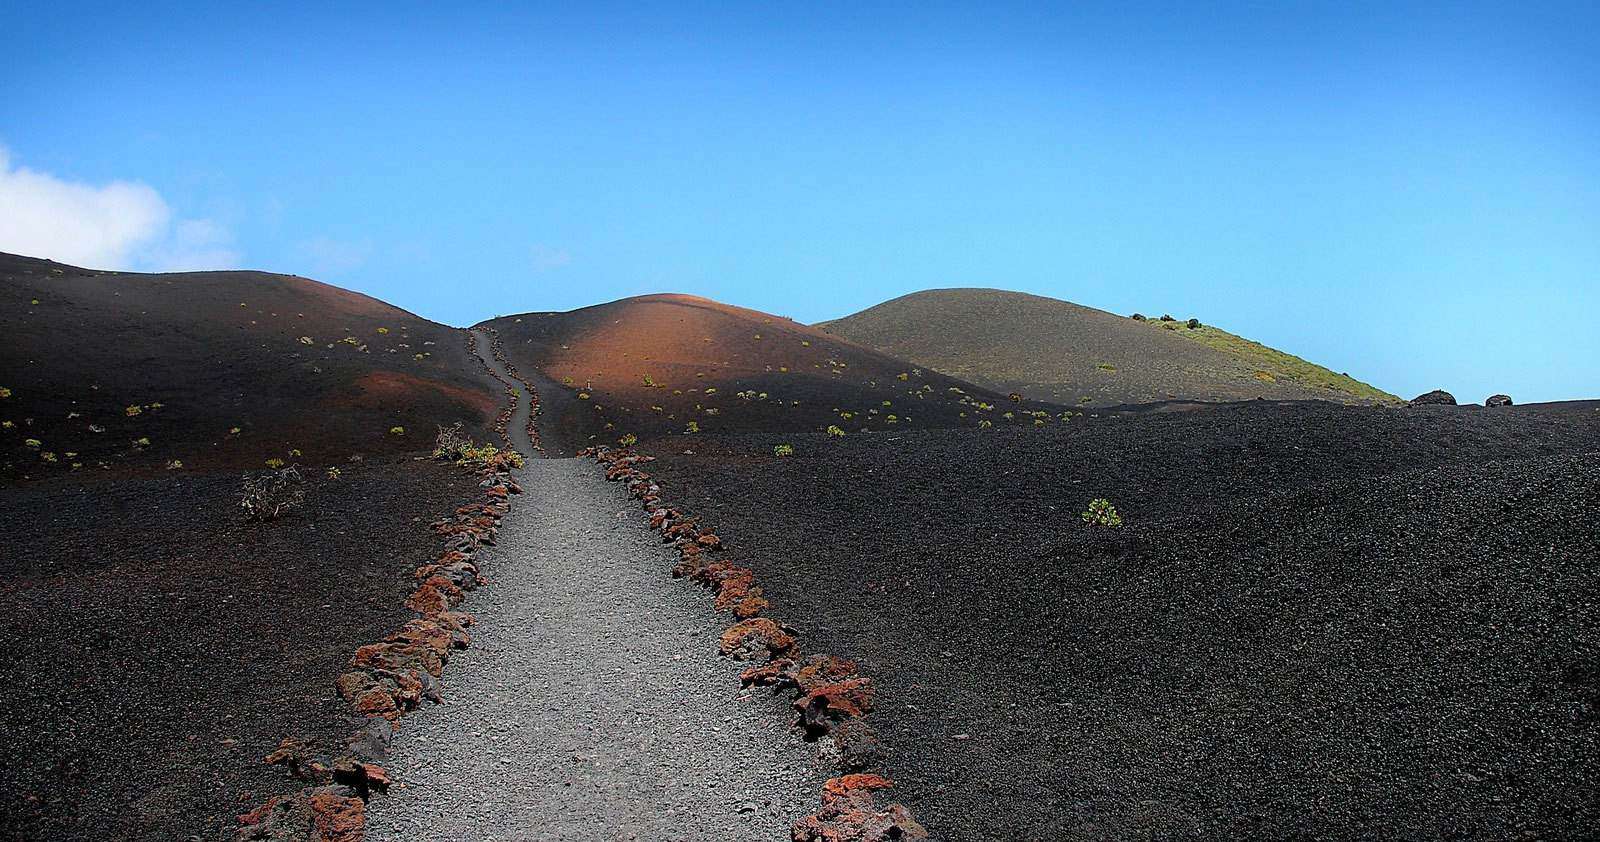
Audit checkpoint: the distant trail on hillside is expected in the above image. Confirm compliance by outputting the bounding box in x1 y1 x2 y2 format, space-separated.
471 327 539 457
365 457 822 839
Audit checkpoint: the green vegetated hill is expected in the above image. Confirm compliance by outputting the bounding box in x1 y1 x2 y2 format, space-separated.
818 288 1399 407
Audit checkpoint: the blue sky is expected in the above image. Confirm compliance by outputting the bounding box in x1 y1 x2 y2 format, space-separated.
2 1 1596 402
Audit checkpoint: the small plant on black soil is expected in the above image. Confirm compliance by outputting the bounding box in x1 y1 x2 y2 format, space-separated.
433 422 473 459
826 425 845 437
684 421 700 433
619 433 638 447
774 443 794 457
1082 498 1123 528
240 465 306 522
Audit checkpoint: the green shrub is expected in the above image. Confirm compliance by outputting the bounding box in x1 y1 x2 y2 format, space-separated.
825 425 845 437
618 433 638 447
774 443 794 457
1082 498 1123 528
1186 318 1201 329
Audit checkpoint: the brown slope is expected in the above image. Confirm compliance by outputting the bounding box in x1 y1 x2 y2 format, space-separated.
480 293 1038 453
1 252 501 482
817 288 1397 407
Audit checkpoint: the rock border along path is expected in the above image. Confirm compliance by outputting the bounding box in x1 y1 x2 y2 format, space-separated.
364 332 826 840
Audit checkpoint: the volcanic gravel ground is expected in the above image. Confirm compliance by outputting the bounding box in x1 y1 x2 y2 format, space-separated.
0 459 484 841
645 400 1600 840
367 457 825 841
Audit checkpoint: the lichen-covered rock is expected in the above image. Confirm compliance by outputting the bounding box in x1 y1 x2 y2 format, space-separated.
1486 393 1513 407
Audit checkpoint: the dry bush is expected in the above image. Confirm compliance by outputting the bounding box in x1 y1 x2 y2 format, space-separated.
240 465 306 521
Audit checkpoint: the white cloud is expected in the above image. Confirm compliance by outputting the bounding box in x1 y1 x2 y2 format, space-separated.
0 145 238 271
297 236 372 276
531 243 571 272
143 218 241 272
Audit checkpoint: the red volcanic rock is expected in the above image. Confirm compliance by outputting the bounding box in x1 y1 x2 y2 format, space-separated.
797 678 875 735
792 655 859 689
823 774 895 797
696 532 723 550
385 619 456 658
332 756 391 796
351 640 445 678
235 785 367 842
671 555 705 579
741 657 796 687
263 737 332 783
335 670 423 720
307 785 365 842
793 776 926 842
712 569 757 608
405 578 465 616
720 618 797 660
733 595 769 619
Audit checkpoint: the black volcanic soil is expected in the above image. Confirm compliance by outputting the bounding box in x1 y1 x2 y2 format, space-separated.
481 294 1043 452
643 401 1600 840
0 457 485 841
1 252 499 483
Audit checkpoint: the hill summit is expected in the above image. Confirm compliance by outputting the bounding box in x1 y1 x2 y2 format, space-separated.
818 288 1397 407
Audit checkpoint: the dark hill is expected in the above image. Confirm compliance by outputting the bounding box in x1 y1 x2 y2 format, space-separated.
480 293 1038 454
818 288 1397 407
0 252 500 482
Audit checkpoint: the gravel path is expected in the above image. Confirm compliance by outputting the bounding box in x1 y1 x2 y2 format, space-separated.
370 335 822 840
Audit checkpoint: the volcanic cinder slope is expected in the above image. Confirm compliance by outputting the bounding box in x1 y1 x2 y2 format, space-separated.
643 399 1600 840
0 251 499 481
481 293 1034 454
0 252 508 840
819 288 1397 407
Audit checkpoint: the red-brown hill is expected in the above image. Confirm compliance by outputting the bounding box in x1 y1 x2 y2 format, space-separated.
0 252 501 482
480 293 1042 454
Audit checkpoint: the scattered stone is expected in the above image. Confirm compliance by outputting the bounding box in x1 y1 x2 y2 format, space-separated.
1410 389 1457 405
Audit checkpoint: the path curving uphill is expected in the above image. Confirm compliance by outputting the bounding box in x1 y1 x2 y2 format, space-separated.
369 333 824 840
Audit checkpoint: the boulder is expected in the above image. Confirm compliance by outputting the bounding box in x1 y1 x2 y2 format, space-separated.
1486 394 1513 407
1410 389 1457 405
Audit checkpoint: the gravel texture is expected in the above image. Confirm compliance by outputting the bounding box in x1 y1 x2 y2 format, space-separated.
645 400 1600 840
367 456 825 841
